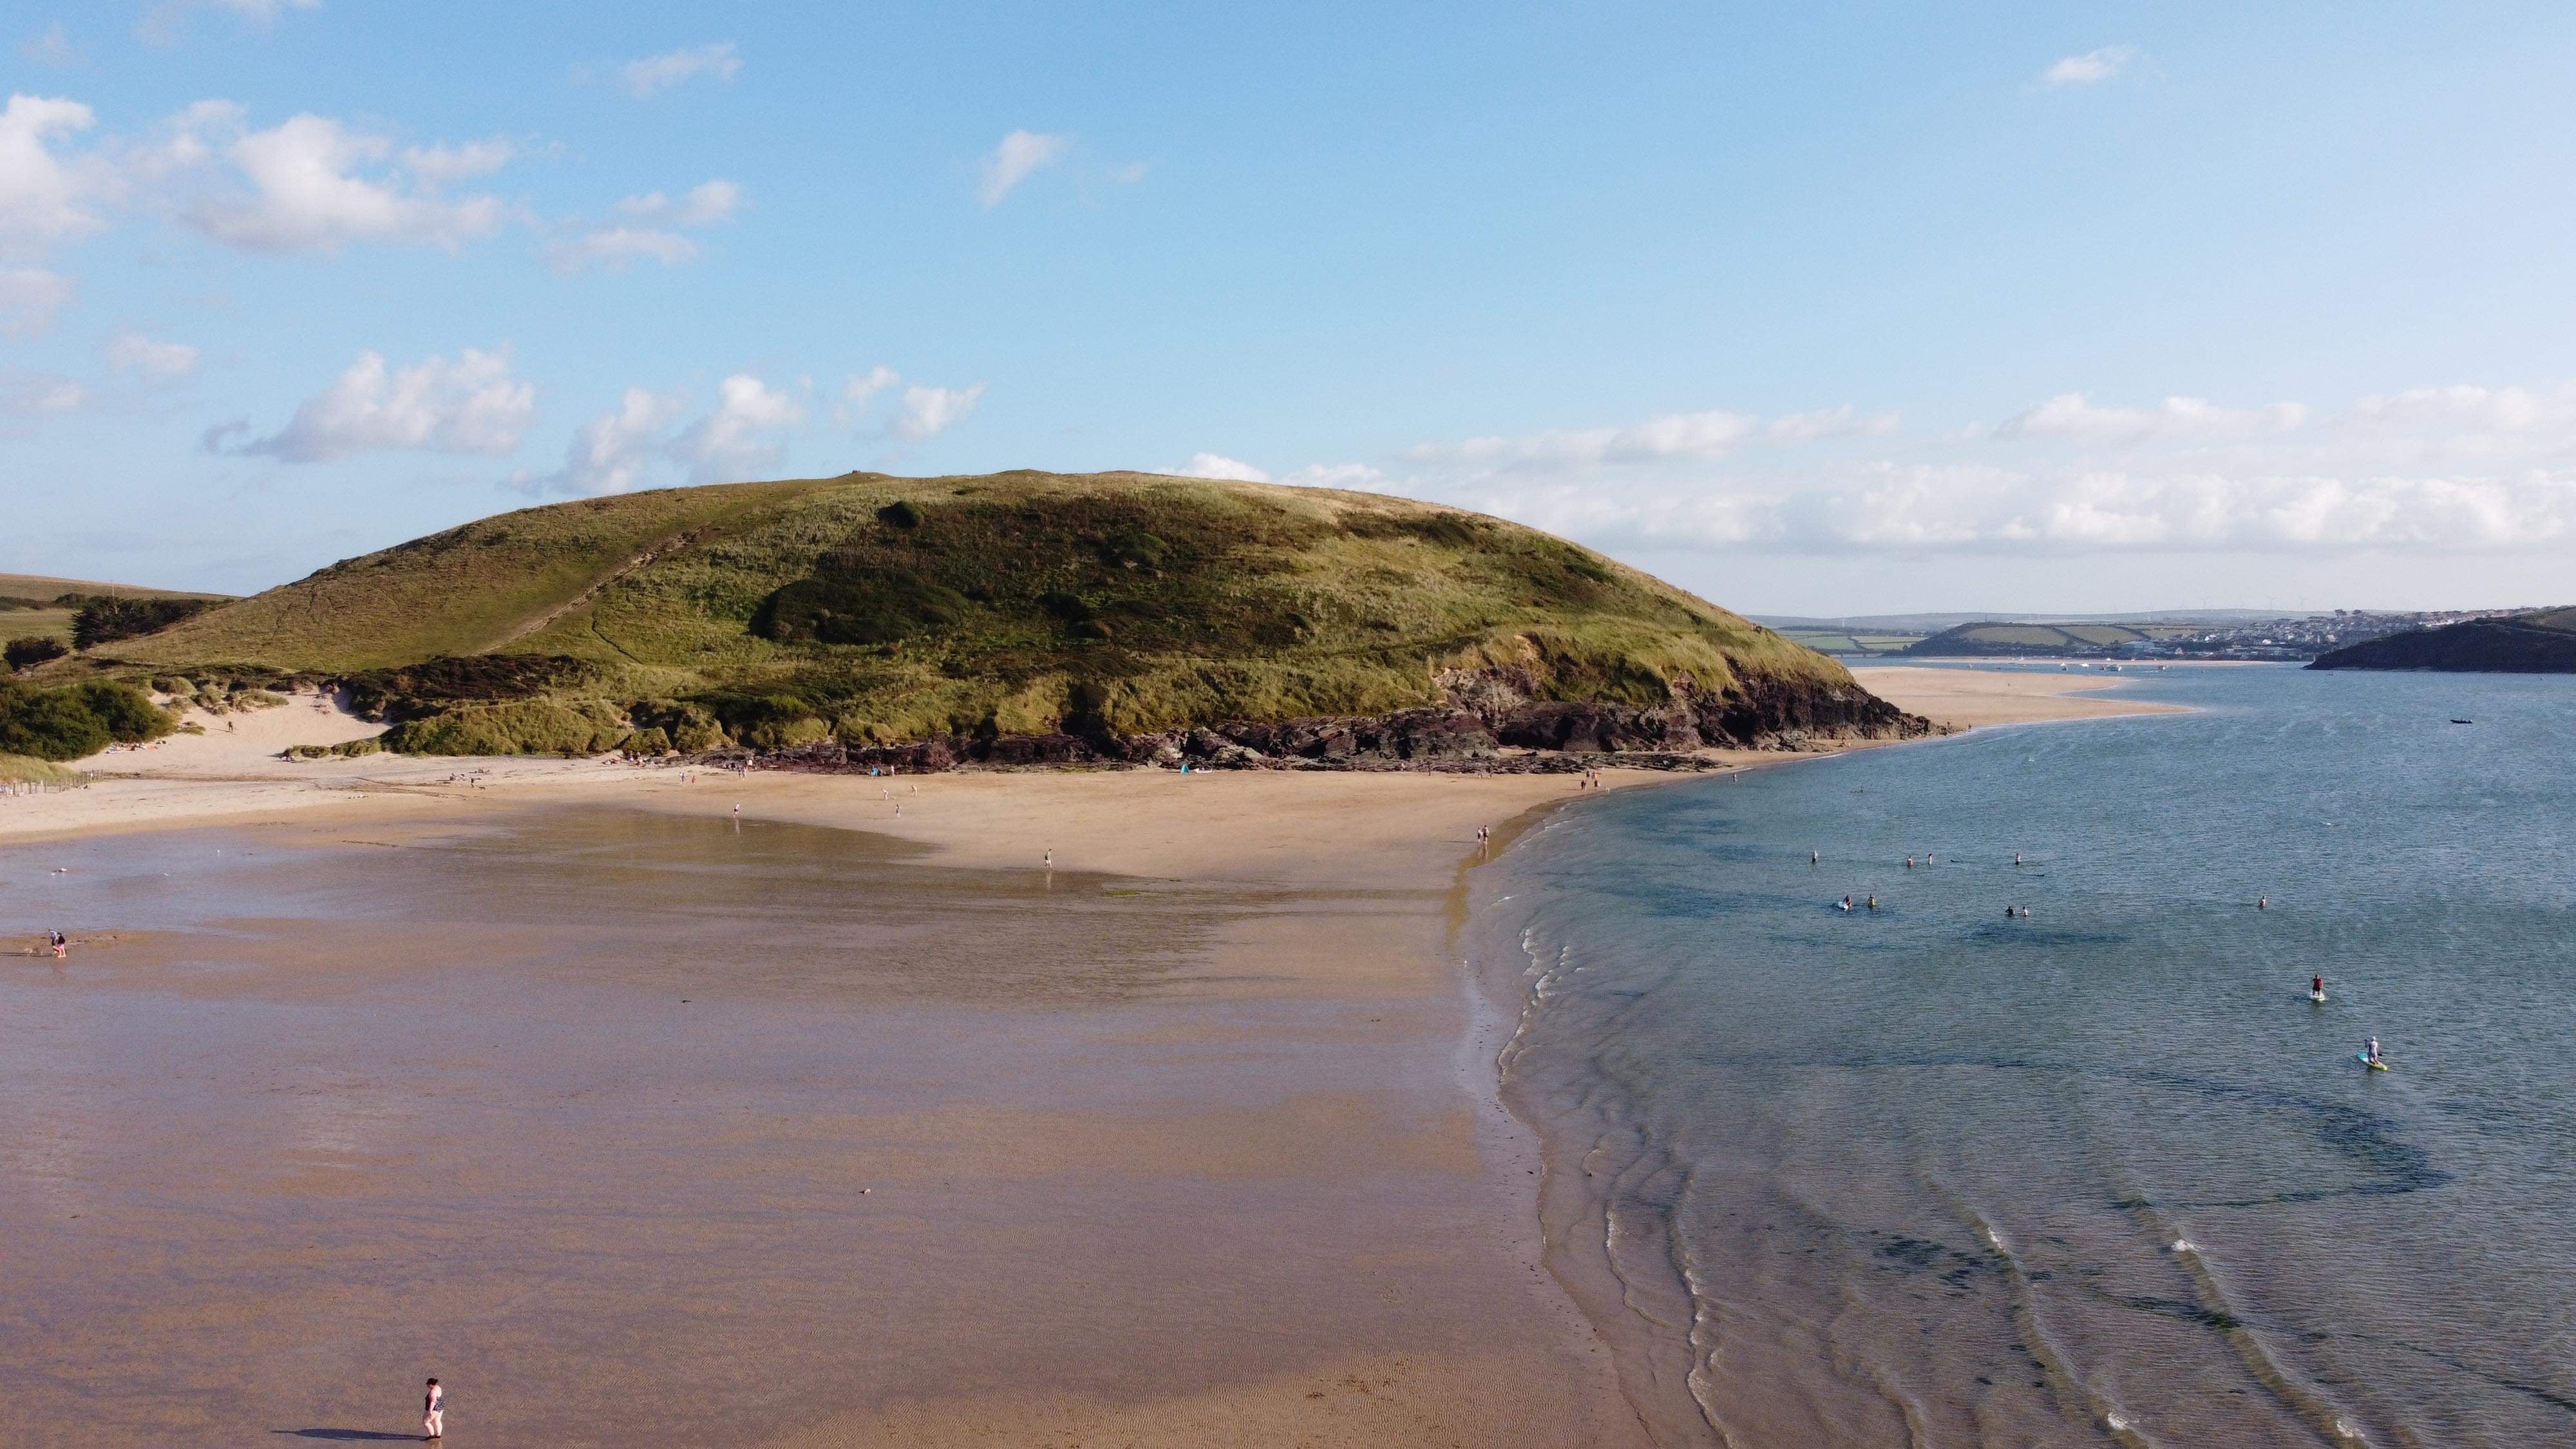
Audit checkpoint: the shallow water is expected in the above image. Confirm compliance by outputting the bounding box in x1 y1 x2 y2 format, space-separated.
1484 665 2576 1446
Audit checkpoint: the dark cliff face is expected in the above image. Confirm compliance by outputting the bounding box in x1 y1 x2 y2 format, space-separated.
2309 616 2576 673
755 663 1933 774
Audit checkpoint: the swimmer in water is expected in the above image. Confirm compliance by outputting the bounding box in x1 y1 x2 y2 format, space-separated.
1866 896 1877 911
1906 855 1915 869
2259 895 2269 910
1840 896 1852 912
1810 849 1819 865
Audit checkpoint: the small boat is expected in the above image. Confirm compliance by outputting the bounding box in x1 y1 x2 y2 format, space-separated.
2450 718 2474 725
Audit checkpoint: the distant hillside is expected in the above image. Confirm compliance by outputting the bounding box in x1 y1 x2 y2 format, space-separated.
1 574 236 650
111 471 1923 763
2308 607 2576 672
1900 620 2191 657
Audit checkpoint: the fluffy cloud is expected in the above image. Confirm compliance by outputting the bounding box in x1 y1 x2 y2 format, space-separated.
977 129 1067 207
677 373 802 482
240 347 533 462
621 43 741 99
893 383 983 439
2043 45 2141 88
513 386 685 496
106 331 198 377
0 94 106 252
0 267 73 334
515 374 802 495
1274 382 2576 559
180 109 508 252
1176 452 1269 482
549 178 739 272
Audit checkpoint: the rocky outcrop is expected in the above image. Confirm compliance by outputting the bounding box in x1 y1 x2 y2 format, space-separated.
752 664 1933 775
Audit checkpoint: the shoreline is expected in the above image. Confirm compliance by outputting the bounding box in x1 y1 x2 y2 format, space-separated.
0 663 2174 1443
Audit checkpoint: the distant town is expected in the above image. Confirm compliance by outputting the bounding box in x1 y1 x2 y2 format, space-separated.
1759 608 2537 661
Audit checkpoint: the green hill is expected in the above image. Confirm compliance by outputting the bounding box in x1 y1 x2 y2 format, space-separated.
1900 620 2195 657
0 574 234 650
109 471 1922 763
2308 607 2576 672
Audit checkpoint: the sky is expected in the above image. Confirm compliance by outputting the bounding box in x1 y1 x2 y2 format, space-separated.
6 1 2576 615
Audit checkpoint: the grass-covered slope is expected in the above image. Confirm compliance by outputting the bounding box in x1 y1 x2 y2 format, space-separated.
119 471 1905 757
2309 607 2576 672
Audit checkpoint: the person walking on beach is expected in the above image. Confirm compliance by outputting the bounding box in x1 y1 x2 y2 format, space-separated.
422 1378 444 1439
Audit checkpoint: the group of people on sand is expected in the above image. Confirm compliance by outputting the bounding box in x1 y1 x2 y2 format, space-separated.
1574 767 1604 790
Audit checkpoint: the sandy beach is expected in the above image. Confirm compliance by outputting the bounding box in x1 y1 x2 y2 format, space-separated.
0 665 2171 1444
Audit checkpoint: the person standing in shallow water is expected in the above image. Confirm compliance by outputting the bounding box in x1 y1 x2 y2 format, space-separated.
422 1378 443 1439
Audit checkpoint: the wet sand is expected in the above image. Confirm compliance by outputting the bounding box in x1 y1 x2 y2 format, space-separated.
0 666 2165 1444
1 783 1648 1447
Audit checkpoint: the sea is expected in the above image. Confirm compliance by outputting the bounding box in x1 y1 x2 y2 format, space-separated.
1477 664 2576 1448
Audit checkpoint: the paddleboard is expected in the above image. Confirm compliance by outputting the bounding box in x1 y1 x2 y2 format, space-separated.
2356 1052 2389 1071
2309 991 2326 1003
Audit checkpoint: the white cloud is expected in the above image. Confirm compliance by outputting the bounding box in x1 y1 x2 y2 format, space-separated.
511 386 686 496
615 177 739 225
832 365 902 426
842 366 898 405
516 374 803 495
401 138 515 186
893 382 983 439
545 226 698 272
2043 45 2141 88
1766 405 1902 444
549 178 739 273
1994 392 2307 440
18 23 79 66
0 371 84 415
621 43 741 99
0 267 73 334
182 110 508 253
677 373 803 482
106 331 198 377
1283 379 2576 560
1176 452 1269 482
242 347 534 462
977 129 1068 207
138 0 322 48
0 94 106 252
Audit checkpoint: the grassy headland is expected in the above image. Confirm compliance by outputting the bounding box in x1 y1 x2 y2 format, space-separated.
108 471 1919 760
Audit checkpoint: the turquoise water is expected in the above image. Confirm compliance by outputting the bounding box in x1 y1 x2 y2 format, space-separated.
1482 666 2576 1447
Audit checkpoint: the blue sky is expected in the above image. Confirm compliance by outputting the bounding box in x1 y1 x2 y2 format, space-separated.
6 2 2575 614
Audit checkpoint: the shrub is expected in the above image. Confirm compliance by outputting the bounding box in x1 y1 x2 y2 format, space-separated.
4 636 68 671
0 753 84 786
381 698 631 755
0 681 175 761
876 500 923 529
623 726 673 755
70 596 216 650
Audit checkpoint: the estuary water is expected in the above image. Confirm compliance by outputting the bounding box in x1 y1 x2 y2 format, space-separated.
1481 665 2576 1447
